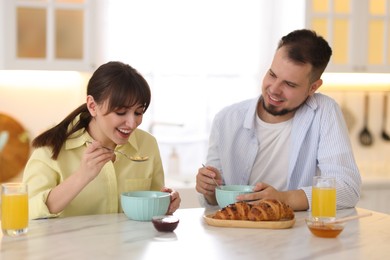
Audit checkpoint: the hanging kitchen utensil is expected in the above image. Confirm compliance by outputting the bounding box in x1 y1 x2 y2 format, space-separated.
359 93 373 146
381 92 390 141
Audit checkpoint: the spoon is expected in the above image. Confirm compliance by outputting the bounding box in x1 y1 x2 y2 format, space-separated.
314 212 372 226
85 141 149 162
202 164 222 189
381 93 390 141
359 94 373 146
330 212 372 224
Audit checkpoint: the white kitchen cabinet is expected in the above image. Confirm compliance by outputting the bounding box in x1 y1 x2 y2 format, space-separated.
2 0 97 71
306 0 390 73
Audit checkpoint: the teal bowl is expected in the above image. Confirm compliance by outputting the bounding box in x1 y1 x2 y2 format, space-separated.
121 191 170 221
216 185 254 208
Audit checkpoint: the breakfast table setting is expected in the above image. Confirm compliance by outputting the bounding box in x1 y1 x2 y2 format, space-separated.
1 180 389 259
1 205 389 260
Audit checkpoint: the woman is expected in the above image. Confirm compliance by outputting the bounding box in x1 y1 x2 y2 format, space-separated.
23 61 181 219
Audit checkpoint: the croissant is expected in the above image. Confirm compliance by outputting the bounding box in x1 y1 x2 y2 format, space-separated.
213 201 252 220
213 199 294 221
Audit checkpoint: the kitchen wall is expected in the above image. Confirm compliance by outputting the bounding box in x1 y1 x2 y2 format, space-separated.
0 71 89 139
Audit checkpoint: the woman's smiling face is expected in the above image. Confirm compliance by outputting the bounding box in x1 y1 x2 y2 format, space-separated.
259 46 322 123
87 96 144 147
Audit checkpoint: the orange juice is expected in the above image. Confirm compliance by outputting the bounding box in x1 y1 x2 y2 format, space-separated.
1 193 28 230
311 187 336 218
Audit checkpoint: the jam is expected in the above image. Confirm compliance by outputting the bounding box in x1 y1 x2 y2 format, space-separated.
152 215 179 232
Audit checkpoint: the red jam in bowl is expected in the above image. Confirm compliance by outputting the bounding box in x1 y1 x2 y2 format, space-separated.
152 215 179 232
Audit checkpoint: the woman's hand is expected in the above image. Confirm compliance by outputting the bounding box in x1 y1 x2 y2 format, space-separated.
195 165 222 205
79 141 115 181
161 187 181 214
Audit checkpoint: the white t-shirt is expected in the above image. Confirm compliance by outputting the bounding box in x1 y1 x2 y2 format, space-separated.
249 115 292 190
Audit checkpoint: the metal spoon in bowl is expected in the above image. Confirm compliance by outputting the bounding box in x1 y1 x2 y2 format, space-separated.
202 164 222 189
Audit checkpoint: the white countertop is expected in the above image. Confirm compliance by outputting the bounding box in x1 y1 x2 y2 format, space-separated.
1 207 389 260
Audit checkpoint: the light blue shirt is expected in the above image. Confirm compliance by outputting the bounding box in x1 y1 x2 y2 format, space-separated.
206 93 361 210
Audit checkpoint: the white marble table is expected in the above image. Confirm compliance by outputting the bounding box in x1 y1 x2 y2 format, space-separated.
1 207 389 260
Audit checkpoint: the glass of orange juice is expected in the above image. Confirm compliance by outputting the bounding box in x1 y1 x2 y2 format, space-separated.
311 176 336 220
1 183 28 236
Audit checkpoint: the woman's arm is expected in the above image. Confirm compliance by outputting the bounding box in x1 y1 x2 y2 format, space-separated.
45 141 114 214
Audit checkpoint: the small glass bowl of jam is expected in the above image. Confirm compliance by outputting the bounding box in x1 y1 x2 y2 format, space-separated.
152 215 179 232
305 217 346 238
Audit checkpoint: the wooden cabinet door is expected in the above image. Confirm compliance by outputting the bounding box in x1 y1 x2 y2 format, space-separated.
3 0 95 71
306 0 390 73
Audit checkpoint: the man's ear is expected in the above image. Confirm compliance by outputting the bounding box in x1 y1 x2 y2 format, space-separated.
309 79 323 95
86 95 97 116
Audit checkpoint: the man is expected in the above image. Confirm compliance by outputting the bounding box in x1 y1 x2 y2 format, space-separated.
196 29 361 211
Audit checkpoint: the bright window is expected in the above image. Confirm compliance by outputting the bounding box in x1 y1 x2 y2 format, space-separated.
103 0 305 179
